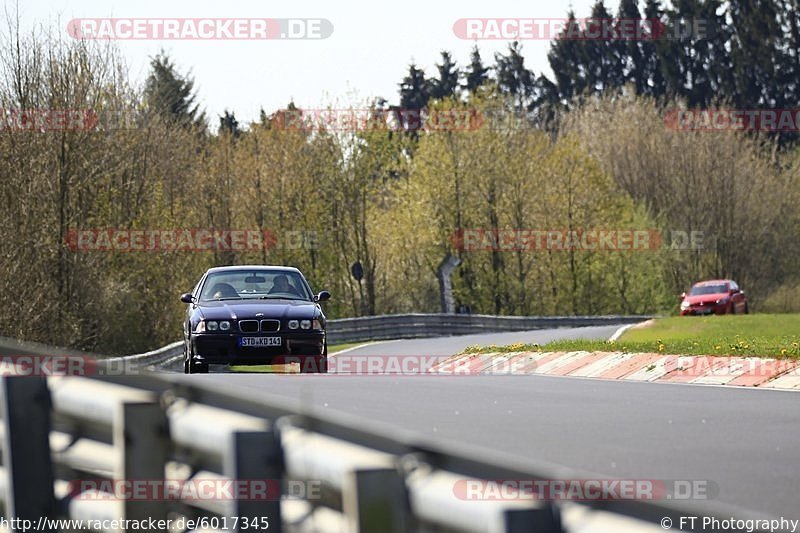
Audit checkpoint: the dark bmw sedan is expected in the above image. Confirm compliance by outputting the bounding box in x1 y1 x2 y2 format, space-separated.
180 265 330 373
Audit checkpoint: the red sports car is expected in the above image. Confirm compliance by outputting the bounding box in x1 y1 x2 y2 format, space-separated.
680 279 749 315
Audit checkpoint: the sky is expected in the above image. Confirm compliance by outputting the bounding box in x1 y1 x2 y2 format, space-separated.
6 0 600 125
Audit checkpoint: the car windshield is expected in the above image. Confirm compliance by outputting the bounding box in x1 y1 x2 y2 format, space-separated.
199 270 312 301
690 284 728 296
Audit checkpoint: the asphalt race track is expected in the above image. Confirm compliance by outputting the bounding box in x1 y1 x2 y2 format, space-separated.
177 325 800 521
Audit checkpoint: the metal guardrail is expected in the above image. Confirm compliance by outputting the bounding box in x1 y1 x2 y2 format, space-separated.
324 313 654 344
0 374 782 533
103 341 184 371
5 315 654 370
90 314 656 370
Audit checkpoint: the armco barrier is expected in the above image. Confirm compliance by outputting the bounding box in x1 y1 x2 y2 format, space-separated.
104 341 184 371
0 374 782 533
325 314 653 344
5 315 653 370
84 314 656 370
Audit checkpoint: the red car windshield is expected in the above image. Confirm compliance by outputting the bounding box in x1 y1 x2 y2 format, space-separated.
690 284 728 296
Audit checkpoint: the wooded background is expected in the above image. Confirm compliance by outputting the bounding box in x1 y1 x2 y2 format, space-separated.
2 1 799 354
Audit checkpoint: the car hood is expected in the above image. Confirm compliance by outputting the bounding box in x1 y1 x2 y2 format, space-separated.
684 293 728 305
196 299 319 320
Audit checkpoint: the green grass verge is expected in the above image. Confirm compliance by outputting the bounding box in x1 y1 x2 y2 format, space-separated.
462 314 800 358
228 341 375 373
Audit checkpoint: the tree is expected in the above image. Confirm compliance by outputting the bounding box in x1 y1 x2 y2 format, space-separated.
494 41 535 110
660 0 732 107
581 1 622 94
464 45 490 92
144 52 205 127
399 63 432 131
431 51 460 100
615 0 647 94
641 0 668 98
399 63 431 110
218 110 241 138
547 10 586 101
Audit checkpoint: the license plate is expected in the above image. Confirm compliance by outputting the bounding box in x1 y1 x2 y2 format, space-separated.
239 337 282 347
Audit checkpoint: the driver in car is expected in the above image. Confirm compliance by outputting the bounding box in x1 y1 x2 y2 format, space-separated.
268 274 302 297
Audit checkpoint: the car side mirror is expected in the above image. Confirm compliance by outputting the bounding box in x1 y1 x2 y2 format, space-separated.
180 293 195 303
315 290 331 302
680 292 686 299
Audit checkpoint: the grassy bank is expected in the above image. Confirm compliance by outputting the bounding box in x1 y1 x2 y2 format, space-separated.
463 315 800 358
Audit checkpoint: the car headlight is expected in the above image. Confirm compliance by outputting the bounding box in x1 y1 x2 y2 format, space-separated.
312 319 322 330
195 321 206 333
680 301 690 310
219 320 231 331
300 319 311 330
716 298 728 304
288 320 299 329
207 321 218 331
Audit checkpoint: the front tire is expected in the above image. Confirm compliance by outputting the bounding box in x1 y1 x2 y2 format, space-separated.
186 345 209 374
189 360 209 374
300 347 328 374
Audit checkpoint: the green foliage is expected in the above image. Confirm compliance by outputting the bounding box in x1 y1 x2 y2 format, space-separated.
543 315 800 358
1 15 798 356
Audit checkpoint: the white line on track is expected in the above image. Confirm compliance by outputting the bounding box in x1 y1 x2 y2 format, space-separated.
329 340 389 357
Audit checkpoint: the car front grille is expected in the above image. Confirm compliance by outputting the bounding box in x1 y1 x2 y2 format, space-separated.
260 319 280 332
239 320 259 333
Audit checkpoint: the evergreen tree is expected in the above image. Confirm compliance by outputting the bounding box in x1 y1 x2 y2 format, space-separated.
729 0 783 108
641 0 668 97
144 52 205 127
582 1 621 94
615 0 647 94
548 10 587 101
399 63 432 110
494 41 535 110
218 110 241 137
464 45 490 92
661 0 732 107
399 63 432 131
431 51 460 100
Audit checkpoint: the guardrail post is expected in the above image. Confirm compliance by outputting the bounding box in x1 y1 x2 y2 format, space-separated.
225 431 282 533
501 505 562 533
115 401 169 523
343 468 411 533
0 376 56 531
